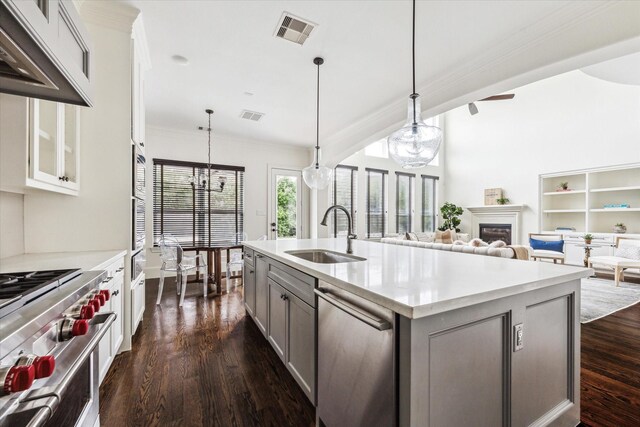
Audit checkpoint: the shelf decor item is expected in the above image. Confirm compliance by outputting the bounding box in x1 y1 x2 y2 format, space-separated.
496 197 510 205
583 233 594 244
557 181 569 191
484 188 503 205
302 57 333 190
614 223 627 234
604 204 630 209
387 0 442 168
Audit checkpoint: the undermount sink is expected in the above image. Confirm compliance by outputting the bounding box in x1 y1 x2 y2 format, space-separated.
285 249 366 264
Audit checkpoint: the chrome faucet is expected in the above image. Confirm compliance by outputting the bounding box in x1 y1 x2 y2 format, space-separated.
320 205 357 254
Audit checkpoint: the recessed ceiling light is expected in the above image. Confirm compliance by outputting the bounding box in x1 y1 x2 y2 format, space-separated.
171 55 189 65
244 92 254 96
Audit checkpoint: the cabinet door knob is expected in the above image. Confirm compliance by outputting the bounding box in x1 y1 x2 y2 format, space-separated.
58 176 64 180
64 176 69 182
140 142 145 147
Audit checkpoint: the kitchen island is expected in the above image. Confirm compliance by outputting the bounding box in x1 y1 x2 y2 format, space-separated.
243 238 592 427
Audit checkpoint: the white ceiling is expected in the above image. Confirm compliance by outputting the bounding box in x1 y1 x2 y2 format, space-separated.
581 52 640 86
121 0 640 152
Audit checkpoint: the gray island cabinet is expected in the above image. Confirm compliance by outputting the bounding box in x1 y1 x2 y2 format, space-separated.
243 239 592 427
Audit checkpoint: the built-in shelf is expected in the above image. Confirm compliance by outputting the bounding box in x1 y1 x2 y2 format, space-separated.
590 208 640 212
542 209 586 213
590 186 640 193
543 190 586 196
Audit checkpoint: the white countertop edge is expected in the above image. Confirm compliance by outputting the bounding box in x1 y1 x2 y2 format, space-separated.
244 242 593 319
0 250 128 274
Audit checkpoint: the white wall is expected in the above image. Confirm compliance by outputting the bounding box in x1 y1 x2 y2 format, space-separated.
323 138 445 239
444 70 640 244
0 192 24 258
144 126 310 277
22 21 133 254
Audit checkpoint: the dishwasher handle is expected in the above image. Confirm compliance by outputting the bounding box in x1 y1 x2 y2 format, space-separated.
315 288 392 331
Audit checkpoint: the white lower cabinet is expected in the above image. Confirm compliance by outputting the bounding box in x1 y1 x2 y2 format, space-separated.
96 257 125 385
131 274 145 336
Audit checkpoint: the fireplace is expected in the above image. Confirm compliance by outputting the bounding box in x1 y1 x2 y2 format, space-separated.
479 223 512 245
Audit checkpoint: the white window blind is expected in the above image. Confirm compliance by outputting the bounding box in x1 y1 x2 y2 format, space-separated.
421 175 438 232
331 165 358 237
366 168 388 239
396 172 414 234
153 159 244 247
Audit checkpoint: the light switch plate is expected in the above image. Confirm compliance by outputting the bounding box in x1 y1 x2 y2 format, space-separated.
514 323 524 351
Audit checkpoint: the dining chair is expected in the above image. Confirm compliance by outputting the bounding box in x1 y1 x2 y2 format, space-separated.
157 234 208 306
226 232 248 290
528 233 565 264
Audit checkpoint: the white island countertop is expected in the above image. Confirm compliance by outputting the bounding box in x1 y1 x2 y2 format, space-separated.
244 238 592 319
0 250 127 273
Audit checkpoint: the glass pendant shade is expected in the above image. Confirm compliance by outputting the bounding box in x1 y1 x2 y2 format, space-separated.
303 148 333 190
388 94 442 168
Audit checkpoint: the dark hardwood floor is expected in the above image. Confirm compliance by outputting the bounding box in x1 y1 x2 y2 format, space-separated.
99 278 315 427
580 301 640 427
101 277 640 427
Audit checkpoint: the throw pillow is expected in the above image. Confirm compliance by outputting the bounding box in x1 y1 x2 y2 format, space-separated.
435 229 456 244
415 232 435 242
529 238 564 253
406 232 418 241
615 245 640 260
489 240 507 248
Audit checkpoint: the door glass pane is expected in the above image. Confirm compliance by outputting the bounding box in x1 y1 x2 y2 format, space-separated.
64 104 78 183
333 167 357 237
37 100 58 177
397 175 411 234
422 177 436 232
276 175 298 239
367 171 386 238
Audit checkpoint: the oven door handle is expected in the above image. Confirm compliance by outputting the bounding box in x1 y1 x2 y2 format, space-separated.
22 312 116 408
52 312 116 399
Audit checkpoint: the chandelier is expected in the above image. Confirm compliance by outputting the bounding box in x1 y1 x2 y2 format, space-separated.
190 109 226 192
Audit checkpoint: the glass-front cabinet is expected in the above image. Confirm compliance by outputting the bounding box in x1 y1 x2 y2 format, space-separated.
29 99 80 192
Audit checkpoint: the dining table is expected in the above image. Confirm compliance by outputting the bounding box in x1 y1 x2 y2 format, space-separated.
183 244 244 295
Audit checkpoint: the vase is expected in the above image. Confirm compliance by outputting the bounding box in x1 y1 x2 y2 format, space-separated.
584 239 592 244
613 225 627 234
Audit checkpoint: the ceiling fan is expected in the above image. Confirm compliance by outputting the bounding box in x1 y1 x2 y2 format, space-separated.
468 94 515 115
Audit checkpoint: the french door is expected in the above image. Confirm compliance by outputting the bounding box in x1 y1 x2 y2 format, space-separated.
270 168 302 240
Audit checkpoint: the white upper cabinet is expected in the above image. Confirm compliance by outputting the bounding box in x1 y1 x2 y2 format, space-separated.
131 18 150 154
30 99 80 192
0 94 81 196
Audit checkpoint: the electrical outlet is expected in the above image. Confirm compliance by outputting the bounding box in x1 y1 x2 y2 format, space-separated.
514 323 524 351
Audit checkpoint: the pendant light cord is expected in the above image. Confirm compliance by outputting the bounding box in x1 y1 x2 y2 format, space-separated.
207 110 212 184
411 0 417 125
315 61 320 168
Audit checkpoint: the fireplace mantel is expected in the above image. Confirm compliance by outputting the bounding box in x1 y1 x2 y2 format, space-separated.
467 205 525 214
466 205 526 244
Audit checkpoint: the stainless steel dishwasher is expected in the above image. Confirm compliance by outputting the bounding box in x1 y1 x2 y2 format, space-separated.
315 281 396 427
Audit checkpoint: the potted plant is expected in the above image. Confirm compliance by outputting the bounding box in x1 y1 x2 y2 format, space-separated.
557 182 569 191
583 233 594 244
496 197 510 205
613 223 627 234
438 202 464 232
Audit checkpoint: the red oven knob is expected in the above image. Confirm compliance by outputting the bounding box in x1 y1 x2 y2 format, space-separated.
71 319 89 337
95 293 106 306
2 365 35 394
89 298 100 312
33 356 55 379
99 290 111 301
80 304 95 320
59 318 89 341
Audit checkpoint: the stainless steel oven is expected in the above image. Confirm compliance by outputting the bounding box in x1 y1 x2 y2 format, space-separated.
132 198 145 252
133 147 145 200
131 249 145 283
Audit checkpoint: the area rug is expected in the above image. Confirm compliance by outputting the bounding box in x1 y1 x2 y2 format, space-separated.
581 278 640 323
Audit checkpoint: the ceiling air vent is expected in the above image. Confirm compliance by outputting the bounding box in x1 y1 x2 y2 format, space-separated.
240 110 265 122
274 12 316 46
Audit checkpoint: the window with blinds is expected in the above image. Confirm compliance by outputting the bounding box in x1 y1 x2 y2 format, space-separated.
366 168 388 239
396 172 414 234
153 159 245 247
422 175 438 232
331 165 358 237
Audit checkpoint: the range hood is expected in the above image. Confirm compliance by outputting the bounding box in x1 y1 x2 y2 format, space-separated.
0 0 93 106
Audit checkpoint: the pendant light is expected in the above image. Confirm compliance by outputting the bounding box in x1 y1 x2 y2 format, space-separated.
190 109 226 192
387 0 442 169
302 57 333 190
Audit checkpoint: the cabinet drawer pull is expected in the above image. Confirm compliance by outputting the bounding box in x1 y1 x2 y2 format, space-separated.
112 290 120 296
116 267 124 272
102 276 113 283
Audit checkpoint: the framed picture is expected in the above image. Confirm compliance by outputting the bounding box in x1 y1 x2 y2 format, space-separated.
484 188 503 205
